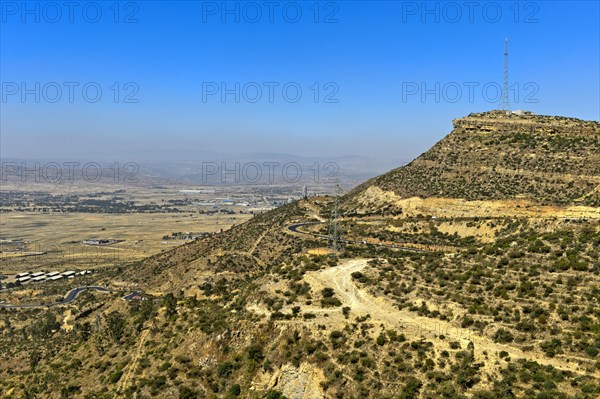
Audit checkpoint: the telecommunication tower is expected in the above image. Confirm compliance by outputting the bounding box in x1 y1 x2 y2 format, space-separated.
499 37 511 112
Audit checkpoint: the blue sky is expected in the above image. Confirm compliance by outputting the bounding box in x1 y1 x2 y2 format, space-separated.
1 1 599 163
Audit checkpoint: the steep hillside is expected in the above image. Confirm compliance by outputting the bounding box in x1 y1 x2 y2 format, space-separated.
118 200 324 291
2 112 600 399
344 111 600 213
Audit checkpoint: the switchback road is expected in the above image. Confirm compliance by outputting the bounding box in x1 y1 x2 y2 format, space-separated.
287 222 429 253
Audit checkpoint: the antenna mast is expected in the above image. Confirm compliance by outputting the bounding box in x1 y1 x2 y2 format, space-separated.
500 37 511 112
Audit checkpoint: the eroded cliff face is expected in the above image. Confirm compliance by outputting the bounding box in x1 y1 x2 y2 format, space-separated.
344 111 600 213
453 111 599 135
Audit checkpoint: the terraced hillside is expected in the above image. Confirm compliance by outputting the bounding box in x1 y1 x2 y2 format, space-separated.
345 111 600 211
2 112 600 399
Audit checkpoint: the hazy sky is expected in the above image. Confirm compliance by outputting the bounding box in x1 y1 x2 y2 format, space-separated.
1 1 599 163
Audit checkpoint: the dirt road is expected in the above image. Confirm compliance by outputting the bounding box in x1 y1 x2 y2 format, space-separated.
303 259 596 377
117 328 150 395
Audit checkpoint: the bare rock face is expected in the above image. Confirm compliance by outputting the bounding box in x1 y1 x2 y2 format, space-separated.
344 111 600 212
269 362 325 399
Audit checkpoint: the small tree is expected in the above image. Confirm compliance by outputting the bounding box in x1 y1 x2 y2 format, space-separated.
29 350 41 370
342 307 351 318
376 332 387 346
76 321 92 342
106 311 126 343
163 293 177 318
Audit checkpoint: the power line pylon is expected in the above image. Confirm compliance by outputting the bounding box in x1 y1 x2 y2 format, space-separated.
329 184 342 253
499 37 511 112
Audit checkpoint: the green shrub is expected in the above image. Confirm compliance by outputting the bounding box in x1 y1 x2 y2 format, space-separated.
108 370 124 384
179 386 198 399
229 384 241 396
398 376 422 399
218 362 235 378
540 339 562 357
264 390 287 399
492 328 514 343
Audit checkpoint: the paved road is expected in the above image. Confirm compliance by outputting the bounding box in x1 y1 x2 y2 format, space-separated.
287 222 429 253
0 286 114 309
59 286 113 304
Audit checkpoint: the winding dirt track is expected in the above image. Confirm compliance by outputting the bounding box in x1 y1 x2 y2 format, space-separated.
116 328 150 395
303 259 596 377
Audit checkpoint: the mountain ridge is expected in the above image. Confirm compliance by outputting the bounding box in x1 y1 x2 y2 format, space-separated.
343 110 600 214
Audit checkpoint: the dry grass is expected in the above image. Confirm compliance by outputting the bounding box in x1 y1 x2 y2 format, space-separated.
0 211 252 274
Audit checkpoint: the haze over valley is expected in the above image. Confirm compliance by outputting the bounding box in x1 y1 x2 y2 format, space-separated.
1 2 599 399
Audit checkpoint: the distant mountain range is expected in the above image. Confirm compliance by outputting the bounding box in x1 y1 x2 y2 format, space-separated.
1 153 403 188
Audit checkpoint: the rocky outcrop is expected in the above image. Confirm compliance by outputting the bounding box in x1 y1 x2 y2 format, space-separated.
273 363 324 399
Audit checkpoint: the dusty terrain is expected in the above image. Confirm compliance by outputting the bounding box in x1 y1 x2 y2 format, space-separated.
1 112 599 399
303 259 596 377
0 211 251 274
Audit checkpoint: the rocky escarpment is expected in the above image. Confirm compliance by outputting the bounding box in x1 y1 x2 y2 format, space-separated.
344 111 600 210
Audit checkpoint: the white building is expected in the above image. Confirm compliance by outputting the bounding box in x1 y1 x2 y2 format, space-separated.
512 110 535 115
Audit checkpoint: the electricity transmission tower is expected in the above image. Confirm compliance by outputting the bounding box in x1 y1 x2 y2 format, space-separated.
499 37 511 112
329 184 342 253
